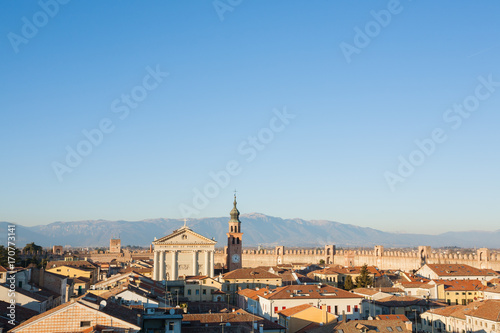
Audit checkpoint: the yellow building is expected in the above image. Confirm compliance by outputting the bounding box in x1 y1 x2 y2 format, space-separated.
183 275 223 302
277 303 337 332
437 279 485 305
46 265 96 284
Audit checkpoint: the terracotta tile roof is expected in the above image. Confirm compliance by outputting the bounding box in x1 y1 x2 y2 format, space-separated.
425 264 498 277
46 260 97 269
259 284 364 300
276 303 313 317
352 287 383 296
376 314 410 321
237 288 270 300
0 266 7 272
402 273 431 283
428 304 468 318
374 296 442 308
222 268 282 280
436 279 486 291
297 322 321 333
427 300 500 322
485 284 500 293
182 310 285 330
307 319 411 333
379 287 404 293
8 300 75 331
400 282 434 289
467 300 500 321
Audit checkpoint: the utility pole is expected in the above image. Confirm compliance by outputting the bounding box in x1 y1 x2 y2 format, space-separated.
412 309 418 333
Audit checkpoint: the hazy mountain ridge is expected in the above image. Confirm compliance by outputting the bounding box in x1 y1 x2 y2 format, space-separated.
0 215 499 248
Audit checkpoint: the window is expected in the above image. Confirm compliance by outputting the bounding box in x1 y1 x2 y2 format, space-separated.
187 289 192 295
347 305 351 312
328 306 331 313
282 306 286 310
168 322 175 330
274 306 278 313
387 327 393 332
80 321 91 327
396 327 403 332
354 305 358 312
203 289 206 295
335 306 338 315
195 289 199 295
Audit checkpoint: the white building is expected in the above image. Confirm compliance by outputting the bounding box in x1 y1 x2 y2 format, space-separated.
421 299 500 333
257 284 363 322
484 285 500 300
416 264 498 281
152 224 216 281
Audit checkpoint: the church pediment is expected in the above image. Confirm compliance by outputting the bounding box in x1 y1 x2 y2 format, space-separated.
153 226 217 245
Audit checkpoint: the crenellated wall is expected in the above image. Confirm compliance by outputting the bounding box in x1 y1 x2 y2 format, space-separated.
214 246 500 272
214 246 335 268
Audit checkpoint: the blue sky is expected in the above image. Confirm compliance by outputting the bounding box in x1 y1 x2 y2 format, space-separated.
1 1 499 234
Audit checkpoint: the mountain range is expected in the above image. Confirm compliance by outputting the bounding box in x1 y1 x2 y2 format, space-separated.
1 213 499 249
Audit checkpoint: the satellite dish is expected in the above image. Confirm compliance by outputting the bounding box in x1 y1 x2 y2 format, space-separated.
99 300 107 309
169 308 175 315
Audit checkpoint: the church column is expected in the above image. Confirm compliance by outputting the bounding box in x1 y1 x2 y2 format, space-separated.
204 250 210 276
159 251 165 280
210 250 214 278
153 250 159 281
193 250 198 275
172 250 178 280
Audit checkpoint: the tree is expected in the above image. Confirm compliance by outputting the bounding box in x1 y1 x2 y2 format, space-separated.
23 242 42 254
343 275 355 291
0 245 19 267
355 264 374 288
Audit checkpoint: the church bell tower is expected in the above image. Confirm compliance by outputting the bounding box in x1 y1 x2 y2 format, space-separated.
226 194 242 271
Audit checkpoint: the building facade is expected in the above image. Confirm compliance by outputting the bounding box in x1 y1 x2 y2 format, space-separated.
152 225 217 281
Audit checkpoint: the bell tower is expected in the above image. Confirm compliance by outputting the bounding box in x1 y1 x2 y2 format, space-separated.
226 194 243 271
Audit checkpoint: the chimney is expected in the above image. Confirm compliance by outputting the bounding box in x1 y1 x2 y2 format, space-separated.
39 267 45 287
322 304 327 324
405 321 412 332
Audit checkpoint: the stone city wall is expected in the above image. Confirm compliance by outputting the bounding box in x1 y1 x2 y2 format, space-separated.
215 246 500 272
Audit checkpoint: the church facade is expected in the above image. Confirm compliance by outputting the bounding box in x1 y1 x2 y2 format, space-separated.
152 196 243 281
152 225 217 281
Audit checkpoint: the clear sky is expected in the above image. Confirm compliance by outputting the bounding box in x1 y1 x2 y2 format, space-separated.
1 1 499 234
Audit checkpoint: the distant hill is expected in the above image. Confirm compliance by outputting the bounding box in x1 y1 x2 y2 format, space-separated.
1 214 499 248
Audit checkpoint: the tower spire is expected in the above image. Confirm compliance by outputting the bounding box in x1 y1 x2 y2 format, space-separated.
230 192 240 223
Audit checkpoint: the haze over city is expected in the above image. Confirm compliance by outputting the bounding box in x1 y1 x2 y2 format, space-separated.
1 1 500 235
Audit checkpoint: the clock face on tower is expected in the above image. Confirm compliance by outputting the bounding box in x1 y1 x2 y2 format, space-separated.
232 254 240 263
